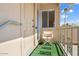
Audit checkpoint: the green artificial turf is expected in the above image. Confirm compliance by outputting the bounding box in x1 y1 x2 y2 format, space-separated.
56 43 64 56
30 42 64 56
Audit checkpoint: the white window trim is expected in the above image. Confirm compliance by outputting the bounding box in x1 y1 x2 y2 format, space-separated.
41 9 55 28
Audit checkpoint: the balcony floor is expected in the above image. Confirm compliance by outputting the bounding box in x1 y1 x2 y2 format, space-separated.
30 42 64 56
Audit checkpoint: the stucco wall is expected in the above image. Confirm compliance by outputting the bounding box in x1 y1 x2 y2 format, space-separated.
0 4 21 43
0 3 60 56
21 4 36 55
0 3 37 56
39 3 60 41
0 4 21 56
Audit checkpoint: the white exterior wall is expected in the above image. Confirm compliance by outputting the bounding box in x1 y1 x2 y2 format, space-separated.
0 4 21 56
0 3 38 56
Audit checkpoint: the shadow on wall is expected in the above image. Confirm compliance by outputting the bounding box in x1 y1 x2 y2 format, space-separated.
0 20 21 29
0 21 21 43
0 20 36 44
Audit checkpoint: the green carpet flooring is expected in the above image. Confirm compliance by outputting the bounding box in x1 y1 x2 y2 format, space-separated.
30 42 64 56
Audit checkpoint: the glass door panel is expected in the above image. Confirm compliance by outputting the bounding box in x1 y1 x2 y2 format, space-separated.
42 11 48 28
49 11 55 27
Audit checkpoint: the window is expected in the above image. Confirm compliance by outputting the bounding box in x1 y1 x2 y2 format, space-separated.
49 11 55 27
42 11 48 27
42 10 55 28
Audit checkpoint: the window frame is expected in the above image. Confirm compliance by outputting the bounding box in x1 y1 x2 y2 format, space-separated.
41 9 55 28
